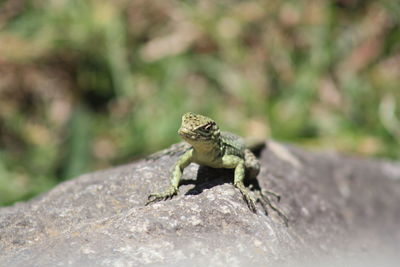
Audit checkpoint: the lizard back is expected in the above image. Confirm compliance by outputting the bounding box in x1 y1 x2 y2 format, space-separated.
220 131 246 158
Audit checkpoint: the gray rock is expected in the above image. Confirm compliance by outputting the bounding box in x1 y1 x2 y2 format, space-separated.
1 141 400 266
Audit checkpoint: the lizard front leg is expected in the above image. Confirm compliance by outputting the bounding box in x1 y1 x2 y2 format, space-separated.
146 149 193 205
222 155 257 212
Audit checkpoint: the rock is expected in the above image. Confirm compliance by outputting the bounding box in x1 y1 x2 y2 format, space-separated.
1 141 400 266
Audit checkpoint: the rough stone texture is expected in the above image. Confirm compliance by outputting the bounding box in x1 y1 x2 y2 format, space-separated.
1 141 400 266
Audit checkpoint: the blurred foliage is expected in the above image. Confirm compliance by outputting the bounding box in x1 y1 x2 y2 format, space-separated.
0 0 399 206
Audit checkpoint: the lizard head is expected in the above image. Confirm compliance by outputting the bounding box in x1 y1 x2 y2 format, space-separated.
178 112 220 145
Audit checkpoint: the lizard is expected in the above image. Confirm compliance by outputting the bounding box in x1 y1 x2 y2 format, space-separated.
146 112 288 225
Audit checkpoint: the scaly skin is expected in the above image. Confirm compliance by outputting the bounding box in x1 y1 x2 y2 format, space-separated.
146 112 288 225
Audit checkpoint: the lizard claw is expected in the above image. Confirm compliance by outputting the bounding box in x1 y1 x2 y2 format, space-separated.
261 189 281 202
145 187 178 206
258 191 289 227
244 195 257 213
234 182 257 213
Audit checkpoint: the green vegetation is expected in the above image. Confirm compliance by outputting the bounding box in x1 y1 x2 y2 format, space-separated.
0 0 399 206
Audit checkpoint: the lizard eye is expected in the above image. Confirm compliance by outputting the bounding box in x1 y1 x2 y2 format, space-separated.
203 124 213 131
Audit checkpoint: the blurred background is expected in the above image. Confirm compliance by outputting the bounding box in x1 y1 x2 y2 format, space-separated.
0 0 399 206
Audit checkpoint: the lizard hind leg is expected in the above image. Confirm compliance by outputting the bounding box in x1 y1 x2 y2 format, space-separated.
244 149 288 225
244 149 260 180
256 190 289 226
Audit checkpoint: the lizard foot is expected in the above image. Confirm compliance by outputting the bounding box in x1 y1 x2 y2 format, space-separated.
257 190 289 227
261 189 281 202
145 187 178 205
234 182 257 213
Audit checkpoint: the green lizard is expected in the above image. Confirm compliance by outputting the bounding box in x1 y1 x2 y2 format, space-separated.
146 112 288 225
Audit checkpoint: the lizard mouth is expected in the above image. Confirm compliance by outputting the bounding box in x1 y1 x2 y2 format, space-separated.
178 127 209 141
178 128 197 140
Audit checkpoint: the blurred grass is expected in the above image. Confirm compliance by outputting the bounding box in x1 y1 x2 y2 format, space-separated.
0 0 399 206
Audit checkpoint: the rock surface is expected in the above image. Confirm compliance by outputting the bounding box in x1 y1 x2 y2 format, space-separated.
1 141 400 266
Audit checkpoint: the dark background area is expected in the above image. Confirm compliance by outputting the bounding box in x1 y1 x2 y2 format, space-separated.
0 0 399 206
